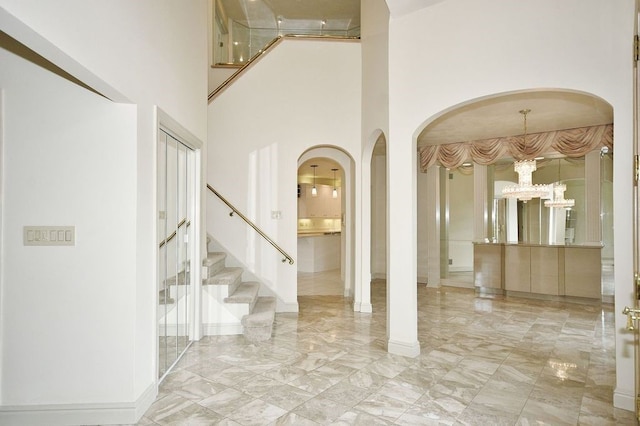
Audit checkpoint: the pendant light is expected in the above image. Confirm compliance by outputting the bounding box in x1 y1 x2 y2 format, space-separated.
331 168 339 198
501 109 550 202
311 165 318 197
544 159 575 208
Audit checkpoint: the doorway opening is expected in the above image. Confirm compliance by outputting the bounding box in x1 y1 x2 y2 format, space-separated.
297 157 344 295
297 147 354 299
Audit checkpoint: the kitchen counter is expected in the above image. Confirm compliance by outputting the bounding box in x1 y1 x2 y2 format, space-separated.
297 233 340 273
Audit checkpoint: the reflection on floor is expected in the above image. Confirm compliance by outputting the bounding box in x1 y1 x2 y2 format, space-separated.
298 269 343 296
442 264 615 304
139 278 632 425
440 271 474 289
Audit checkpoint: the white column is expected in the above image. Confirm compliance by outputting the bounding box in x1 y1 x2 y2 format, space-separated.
357 153 373 313
386 138 420 357
473 164 490 241
423 165 440 287
584 150 602 244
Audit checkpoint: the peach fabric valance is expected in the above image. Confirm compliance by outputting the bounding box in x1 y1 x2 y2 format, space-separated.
419 124 613 172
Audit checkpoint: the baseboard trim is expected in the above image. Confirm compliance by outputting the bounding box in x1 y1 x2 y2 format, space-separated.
202 323 243 336
388 339 420 358
614 387 635 412
353 302 372 313
135 382 158 422
0 383 156 426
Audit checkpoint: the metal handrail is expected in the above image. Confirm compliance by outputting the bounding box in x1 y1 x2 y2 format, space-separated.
208 34 360 102
159 218 190 249
207 184 294 265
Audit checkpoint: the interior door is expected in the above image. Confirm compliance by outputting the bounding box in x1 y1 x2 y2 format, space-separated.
158 128 195 380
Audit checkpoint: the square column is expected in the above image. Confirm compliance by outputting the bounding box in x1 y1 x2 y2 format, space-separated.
386 140 420 358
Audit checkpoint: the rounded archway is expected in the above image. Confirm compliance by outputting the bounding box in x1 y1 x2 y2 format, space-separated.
297 147 355 299
415 88 613 298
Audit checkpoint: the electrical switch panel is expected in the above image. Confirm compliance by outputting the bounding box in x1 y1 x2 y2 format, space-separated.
24 226 75 246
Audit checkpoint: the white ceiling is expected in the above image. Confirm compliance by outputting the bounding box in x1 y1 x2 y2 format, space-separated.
298 158 342 184
384 0 447 17
417 90 613 148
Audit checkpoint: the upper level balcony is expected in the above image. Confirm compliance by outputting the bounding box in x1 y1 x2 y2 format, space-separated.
212 0 360 67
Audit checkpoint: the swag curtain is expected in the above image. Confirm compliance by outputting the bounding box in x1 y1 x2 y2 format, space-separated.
419 124 613 172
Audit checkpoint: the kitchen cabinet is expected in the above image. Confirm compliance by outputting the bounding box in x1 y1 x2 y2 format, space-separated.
298 184 341 218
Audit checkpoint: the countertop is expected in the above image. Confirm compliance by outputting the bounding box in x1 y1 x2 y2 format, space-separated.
297 231 341 237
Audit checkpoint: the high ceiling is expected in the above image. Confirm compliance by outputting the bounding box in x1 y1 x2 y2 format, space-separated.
219 2 614 165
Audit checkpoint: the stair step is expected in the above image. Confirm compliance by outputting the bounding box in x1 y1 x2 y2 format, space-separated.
158 289 174 305
241 297 276 342
203 266 243 296
242 296 276 327
224 281 260 308
164 270 188 286
203 252 226 277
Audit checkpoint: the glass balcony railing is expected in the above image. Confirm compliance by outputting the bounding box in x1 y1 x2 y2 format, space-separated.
212 0 360 66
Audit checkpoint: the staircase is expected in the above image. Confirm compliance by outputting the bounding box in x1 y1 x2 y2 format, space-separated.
202 251 276 342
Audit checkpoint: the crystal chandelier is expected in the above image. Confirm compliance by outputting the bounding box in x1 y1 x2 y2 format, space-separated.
544 183 575 208
501 110 550 202
544 160 575 208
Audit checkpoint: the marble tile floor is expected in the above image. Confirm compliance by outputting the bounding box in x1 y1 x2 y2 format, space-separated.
297 269 344 296
139 281 636 425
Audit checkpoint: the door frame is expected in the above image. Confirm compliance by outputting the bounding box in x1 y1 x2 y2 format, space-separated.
155 107 204 381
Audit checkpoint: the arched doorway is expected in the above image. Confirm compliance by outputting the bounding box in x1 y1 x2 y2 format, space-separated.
416 89 614 301
297 147 355 298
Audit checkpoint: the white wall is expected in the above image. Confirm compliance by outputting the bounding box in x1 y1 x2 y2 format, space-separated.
0 47 138 409
371 154 387 278
388 0 634 408
0 1 208 423
360 0 390 313
0 0 208 140
208 39 361 311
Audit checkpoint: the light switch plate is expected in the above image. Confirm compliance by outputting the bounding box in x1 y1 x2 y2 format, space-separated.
24 226 75 246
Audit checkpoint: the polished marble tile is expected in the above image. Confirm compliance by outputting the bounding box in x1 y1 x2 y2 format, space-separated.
138 274 630 425
292 395 352 423
226 399 287 425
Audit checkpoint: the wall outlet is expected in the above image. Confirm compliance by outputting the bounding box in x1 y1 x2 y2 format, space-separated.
271 210 281 219
448 258 453 265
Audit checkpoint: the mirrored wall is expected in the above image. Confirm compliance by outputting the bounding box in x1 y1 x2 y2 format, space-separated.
437 151 613 292
157 129 195 380
492 156 608 246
